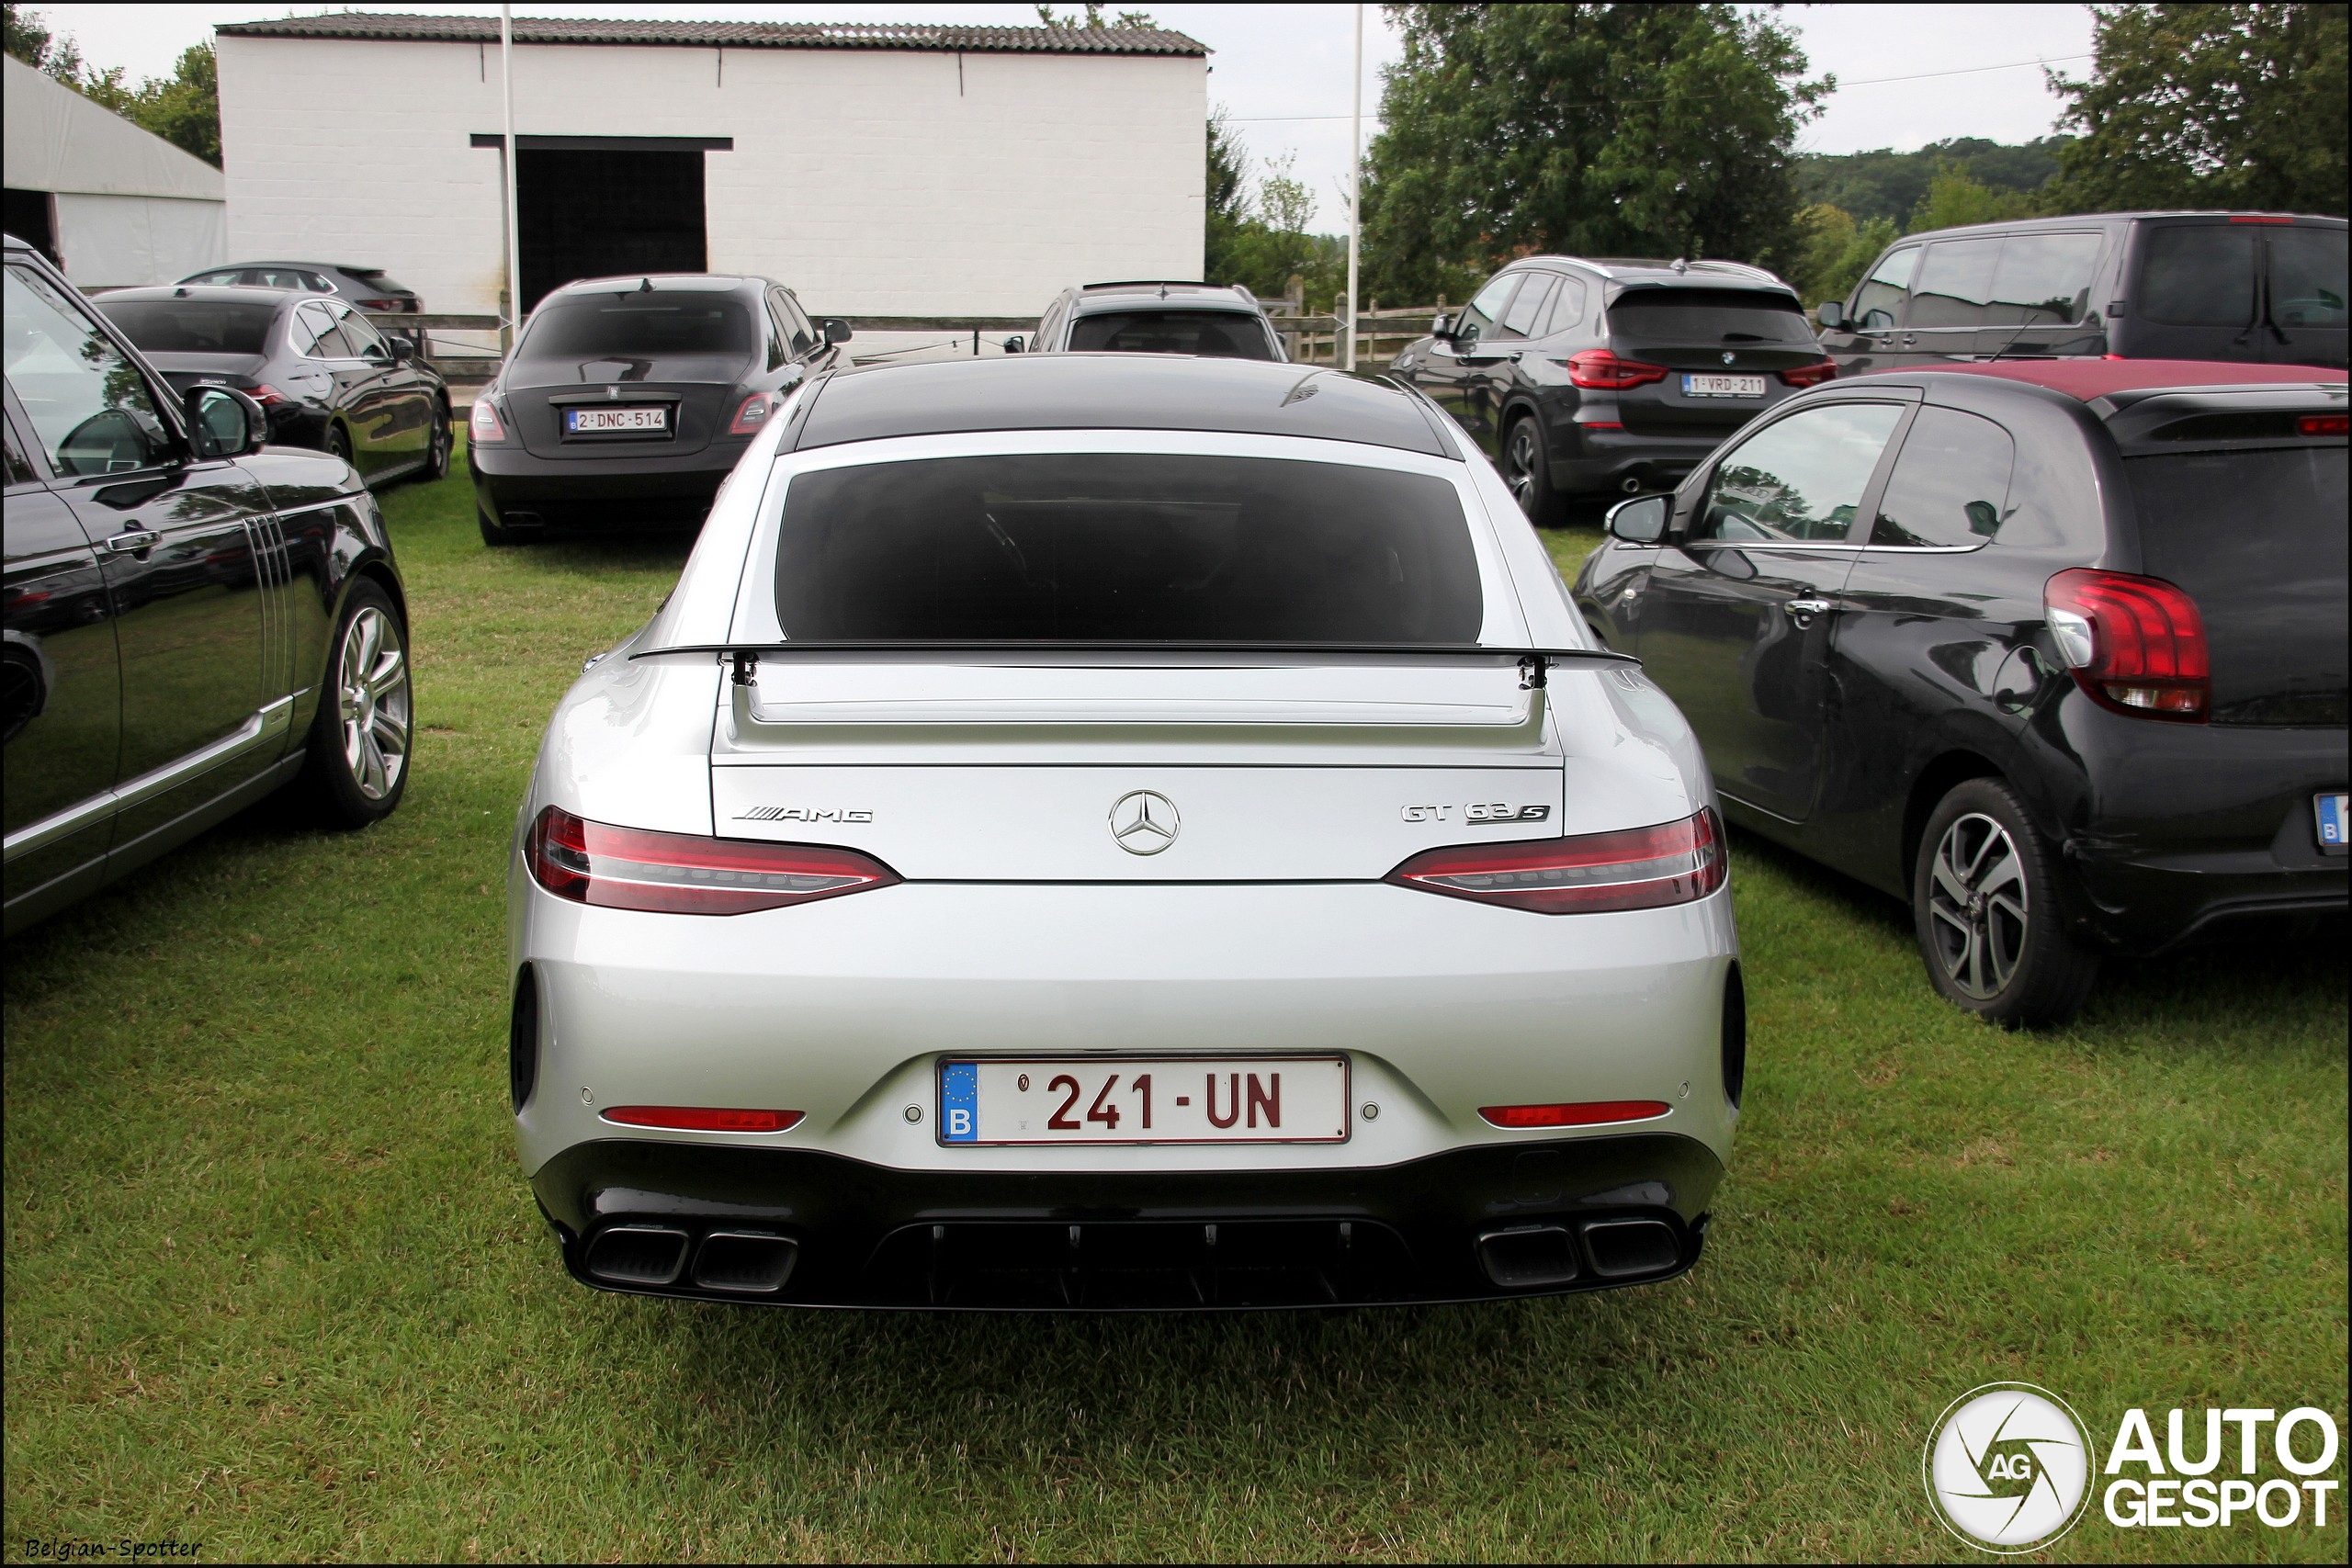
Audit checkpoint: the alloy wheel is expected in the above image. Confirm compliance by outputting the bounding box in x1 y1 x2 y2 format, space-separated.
336 604 411 800
1926 811 2030 999
1504 422 1541 513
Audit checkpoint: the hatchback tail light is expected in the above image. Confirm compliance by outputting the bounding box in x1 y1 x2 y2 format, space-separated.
729 392 775 434
526 806 900 914
248 383 289 406
1564 349 1669 390
1779 359 1838 388
357 297 401 310
1387 808 1724 914
2043 568 2209 720
469 399 507 443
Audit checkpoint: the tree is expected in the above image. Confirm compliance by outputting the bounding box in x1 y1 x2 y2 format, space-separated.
3 4 220 165
1908 164 2040 231
1788 203 1898 310
1202 113 1346 306
2048 3 2347 215
1361 3 1828 302
1034 4 1160 27
1796 137 2071 225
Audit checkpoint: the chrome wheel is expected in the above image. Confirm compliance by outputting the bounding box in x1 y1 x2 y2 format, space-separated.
336 604 410 800
1926 811 2029 999
1504 421 1542 514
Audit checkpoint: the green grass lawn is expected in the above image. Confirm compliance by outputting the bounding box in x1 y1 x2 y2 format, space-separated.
5 453 2344 1562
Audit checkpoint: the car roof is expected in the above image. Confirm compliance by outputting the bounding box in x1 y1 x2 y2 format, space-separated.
549 273 757 297
1072 281 1261 311
97 284 300 304
789 355 1452 457
1900 358 2349 403
1508 255 1792 290
1894 210 2347 245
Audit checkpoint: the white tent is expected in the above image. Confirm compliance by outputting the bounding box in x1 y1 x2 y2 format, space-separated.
5 54 225 288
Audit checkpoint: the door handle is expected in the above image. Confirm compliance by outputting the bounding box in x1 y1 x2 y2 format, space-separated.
105 529 161 555
1784 598 1832 626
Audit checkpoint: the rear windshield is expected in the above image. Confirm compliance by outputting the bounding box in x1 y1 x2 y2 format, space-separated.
517 297 752 361
97 299 277 355
345 268 410 293
1606 288 1814 344
773 454 1481 643
1068 310 1277 359
2125 446 2348 725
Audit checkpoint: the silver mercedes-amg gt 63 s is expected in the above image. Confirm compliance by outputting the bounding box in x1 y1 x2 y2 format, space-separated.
508 355 1743 1309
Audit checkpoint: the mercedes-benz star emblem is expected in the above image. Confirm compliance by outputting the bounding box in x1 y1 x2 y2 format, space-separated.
1109 790 1181 855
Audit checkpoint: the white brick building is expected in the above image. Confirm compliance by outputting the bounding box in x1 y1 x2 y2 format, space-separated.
212 13 1207 324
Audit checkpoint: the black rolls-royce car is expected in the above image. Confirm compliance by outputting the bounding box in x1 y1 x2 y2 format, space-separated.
469 273 849 545
96 283 451 487
6 234 413 934
1576 357 2346 1025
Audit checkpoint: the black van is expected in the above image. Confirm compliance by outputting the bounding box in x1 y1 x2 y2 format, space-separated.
1815 212 2346 374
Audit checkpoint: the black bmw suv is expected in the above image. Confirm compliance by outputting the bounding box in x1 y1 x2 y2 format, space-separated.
1391 256 1835 522
1575 358 2346 1025
469 274 849 545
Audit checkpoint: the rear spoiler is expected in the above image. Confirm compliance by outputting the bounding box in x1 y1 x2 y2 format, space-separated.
628 643 1639 689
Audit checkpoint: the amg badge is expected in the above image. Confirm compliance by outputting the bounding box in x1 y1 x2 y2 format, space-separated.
735 806 874 824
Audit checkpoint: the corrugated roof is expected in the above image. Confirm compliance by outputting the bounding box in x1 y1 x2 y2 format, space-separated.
214 13 1207 56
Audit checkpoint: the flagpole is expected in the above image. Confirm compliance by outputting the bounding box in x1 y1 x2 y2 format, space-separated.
1343 3 1362 371
502 4 522 345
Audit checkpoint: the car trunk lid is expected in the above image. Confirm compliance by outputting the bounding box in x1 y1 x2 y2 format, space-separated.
139 352 269 393
504 357 742 457
1605 287 1826 435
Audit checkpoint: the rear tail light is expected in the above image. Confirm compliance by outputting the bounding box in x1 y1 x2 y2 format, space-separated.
601 1106 803 1133
1480 1100 1670 1129
526 805 900 914
357 297 401 310
469 399 507 443
248 383 289 406
1564 349 1669 390
2228 214 2293 223
1387 808 1724 914
2299 413 2349 436
2043 568 2209 720
1779 359 1838 389
729 391 775 434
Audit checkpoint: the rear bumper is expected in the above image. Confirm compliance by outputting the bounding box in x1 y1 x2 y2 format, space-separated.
1550 427 1730 496
530 1133 1722 1309
470 439 750 527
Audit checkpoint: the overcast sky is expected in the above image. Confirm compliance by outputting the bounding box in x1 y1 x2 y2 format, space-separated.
32 3 2098 231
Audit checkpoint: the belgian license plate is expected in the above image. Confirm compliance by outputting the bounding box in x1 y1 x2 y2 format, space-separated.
564 406 667 434
938 1057 1349 1146
2317 792 2349 852
1682 373 1767 398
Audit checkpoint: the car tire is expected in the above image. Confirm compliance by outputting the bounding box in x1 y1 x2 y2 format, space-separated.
1502 414 1560 526
295 578 413 828
478 506 519 547
1912 777 2098 1028
419 402 451 483
326 423 355 469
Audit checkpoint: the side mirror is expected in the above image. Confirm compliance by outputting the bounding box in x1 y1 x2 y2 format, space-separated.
1605 493 1670 546
822 318 854 345
386 337 416 362
1002 335 1024 355
1815 300 1845 329
186 385 265 458
1430 312 1456 340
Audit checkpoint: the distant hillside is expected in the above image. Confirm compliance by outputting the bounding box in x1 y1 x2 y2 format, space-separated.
1797 137 2072 225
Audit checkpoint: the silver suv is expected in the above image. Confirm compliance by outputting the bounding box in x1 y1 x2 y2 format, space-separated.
1023 280 1286 361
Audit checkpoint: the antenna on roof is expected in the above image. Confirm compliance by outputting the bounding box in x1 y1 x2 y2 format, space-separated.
639 276 654 292
1671 257 1689 274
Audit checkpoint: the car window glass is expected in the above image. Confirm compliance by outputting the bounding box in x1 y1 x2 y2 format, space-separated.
1852 247 1918 328
1606 289 1815 344
1908 240 2002 328
96 299 278 355
2268 227 2348 330
1870 406 2017 547
762 295 789 370
1542 275 1588 336
777 291 817 356
308 310 357 358
775 453 1484 642
1068 310 1278 359
307 274 337 293
190 270 241 286
1456 274 1521 345
1498 274 1557 339
515 298 754 361
1695 401 1905 545
288 301 330 356
1985 233 2103 325
2140 225 2258 326
336 307 388 356
5 413 37 484
4 263 175 477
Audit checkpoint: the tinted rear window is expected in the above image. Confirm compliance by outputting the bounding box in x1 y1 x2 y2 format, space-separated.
2269 227 2347 330
2125 446 2348 725
2139 226 2258 326
517 297 752 360
1068 310 1277 359
1607 288 1813 344
774 454 1481 643
96 299 277 355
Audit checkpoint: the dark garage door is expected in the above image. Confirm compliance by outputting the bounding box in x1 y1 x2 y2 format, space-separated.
517 147 706 311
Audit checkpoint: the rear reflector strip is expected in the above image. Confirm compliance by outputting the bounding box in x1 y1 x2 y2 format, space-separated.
1387 808 1725 914
527 805 900 914
1480 1100 1670 1128
601 1106 804 1133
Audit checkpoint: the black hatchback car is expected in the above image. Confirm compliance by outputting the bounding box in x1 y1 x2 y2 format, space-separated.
469 274 849 545
96 286 450 488
1391 257 1836 522
1576 358 2346 1025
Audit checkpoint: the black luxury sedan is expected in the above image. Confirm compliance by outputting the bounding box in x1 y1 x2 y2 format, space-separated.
1023 280 1285 360
177 259 423 318
1575 357 2347 1025
1391 256 1836 522
95 285 451 487
469 273 848 545
6 232 414 934
1815 211 2346 374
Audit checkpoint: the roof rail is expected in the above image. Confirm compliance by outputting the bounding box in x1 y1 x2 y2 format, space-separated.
1080 278 1213 292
